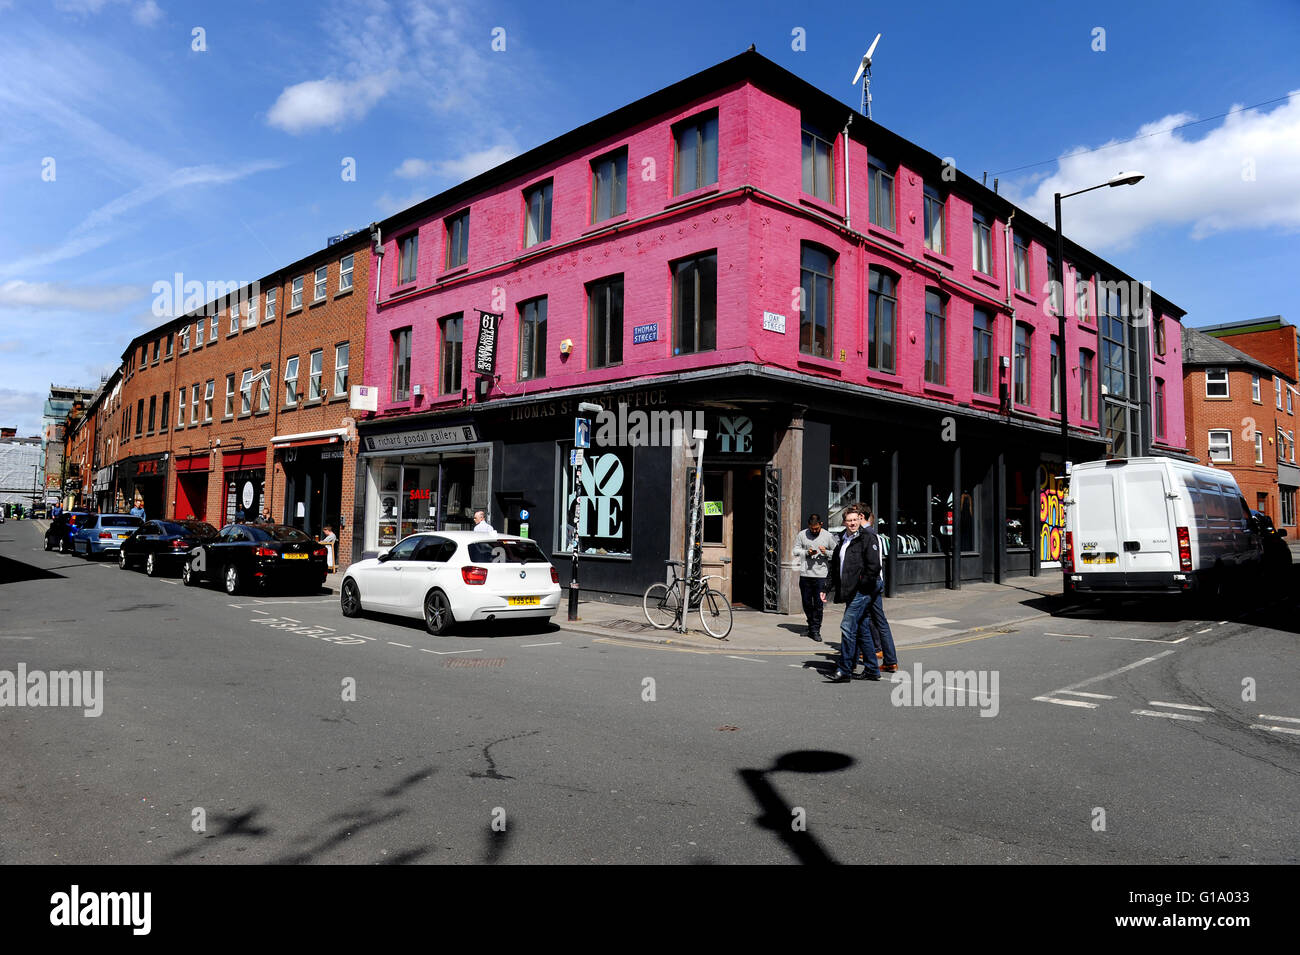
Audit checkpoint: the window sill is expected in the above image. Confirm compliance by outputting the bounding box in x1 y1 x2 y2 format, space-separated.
922 249 954 270
971 272 1000 290
254 410 271 418
970 393 1000 410
1076 320 1097 334
286 307 303 317
280 404 298 414
866 224 903 248
922 383 955 399
262 317 275 325
666 184 720 208
335 287 353 300
1153 352 1167 365
309 297 327 309
866 368 904 387
1012 290 1036 306
796 356 842 375
1204 396 1232 401
583 215 629 236
438 265 470 282
798 193 842 219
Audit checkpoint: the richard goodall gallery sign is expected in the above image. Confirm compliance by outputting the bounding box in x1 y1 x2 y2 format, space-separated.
363 425 480 452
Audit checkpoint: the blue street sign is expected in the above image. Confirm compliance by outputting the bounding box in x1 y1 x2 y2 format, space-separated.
575 417 591 449
633 323 658 344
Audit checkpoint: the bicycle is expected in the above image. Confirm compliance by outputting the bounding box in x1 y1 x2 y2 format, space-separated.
643 559 733 638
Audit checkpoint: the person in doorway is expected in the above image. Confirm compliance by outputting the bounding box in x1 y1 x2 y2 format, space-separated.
318 524 338 572
259 508 271 524
823 505 882 684
861 505 898 674
791 513 836 642
473 510 496 534
129 502 145 520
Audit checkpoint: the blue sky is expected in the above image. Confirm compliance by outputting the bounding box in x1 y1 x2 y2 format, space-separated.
2 0 1298 436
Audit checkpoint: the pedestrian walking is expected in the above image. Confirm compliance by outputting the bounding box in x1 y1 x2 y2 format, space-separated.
862 506 898 673
823 505 882 684
791 513 836 642
473 509 496 534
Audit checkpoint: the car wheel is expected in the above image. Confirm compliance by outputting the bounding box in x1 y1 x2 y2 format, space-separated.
145 553 158 577
223 563 241 596
340 579 362 618
58 537 69 554
43 536 51 551
118 548 129 570
423 590 454 636
182 560 197 586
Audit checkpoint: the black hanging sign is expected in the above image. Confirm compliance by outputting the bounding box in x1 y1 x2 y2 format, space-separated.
475 310 501 375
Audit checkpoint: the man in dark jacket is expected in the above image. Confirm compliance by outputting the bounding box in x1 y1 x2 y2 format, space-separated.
823 505 882 683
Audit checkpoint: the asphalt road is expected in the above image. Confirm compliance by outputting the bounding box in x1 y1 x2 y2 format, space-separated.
1 520 1296 864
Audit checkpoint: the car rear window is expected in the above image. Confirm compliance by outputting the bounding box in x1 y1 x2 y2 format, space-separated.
265 525 313 542
101 516 143 528
467 539 549 564
162 520 218 537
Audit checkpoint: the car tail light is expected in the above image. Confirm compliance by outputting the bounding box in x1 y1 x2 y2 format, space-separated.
312 548 327 558
253 546 277 557
171 539 188 548
98 531 111 539
550 566 559 584
1063 531 1074 574
462 565 488 585
1177 526 1192 571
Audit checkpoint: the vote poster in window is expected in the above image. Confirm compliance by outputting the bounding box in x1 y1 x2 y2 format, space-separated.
557 443 632 557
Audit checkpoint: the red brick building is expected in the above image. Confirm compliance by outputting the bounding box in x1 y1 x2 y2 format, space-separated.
1181 324 1297 535
110 233 370 568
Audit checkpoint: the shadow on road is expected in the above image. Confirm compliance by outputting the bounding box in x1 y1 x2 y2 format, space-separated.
0 554 66 585
738 749 855 865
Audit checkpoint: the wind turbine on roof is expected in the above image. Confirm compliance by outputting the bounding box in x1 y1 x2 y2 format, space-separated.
851 33 881 118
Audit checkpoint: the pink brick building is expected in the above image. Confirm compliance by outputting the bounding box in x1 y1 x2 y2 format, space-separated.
355 50 1188 606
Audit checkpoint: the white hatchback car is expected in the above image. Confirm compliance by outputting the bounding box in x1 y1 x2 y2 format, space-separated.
341 532 562 634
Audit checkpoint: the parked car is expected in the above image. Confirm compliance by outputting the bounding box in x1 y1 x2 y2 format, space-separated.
72 513 144 559
1064 457 1262 599
43 511 91 552
340 532 561 635
182 523 328 595
1250 509 1292 573
119 519 219 576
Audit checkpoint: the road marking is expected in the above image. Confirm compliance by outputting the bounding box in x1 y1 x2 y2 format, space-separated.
388 641 412 648
1060 690 1115 700
159 579 179 585
1250 723 1300 737
1217 620 1228 625
1149 701 1214 712
1033 696 1098 709
520 641 562 648
1107 635 1188 644
1195 627 1213 633
1259 714 1300 725
350 633 376 641
281 617 301 623
418 648 482 655
726 655 767 663
1132 709 1205 722
894 616 959 628
1045 632 1091 638
1056 650 1177 693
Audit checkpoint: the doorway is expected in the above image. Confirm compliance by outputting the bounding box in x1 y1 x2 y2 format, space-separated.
696 467 765 608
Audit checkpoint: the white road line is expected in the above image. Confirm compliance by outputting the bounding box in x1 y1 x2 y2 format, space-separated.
159 579 179 585
1149 701 1215 712
1045 632 1091 638
1217 620 1228 625
1033 696 1098 709
1195 627 1212 634
1106 635 1187 644
388 642 412 648
1060 690 1115 700
1259 714 1300 724
726 655 767 663
1056 649 1177 693
420 648 482 655
1250 723 1300 737
520 641 562 648
349 634 376 641
250 609 269 614
281 617 301 623
1132 709 1205 722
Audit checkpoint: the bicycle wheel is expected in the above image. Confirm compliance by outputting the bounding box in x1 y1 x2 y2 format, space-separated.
698 588 733 638
643 582 680 629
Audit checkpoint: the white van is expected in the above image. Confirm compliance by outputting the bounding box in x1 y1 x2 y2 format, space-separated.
1064 457 1263 598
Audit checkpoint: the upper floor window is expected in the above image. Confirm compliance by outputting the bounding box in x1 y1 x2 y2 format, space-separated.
440 315 462 394
1074 270 1091 322
1154 314 1166 355
195 318 204 347
204 380 214 422
308 349 323 401
209 313 218 342
1289 388 1294 415
1208 429 1232 463
518 297 548 381
1013 232 1030 292
284 356 300 405
1255 429 1264 464
1205 368 1229 398
445 210 470 269
229 305 238 334
165 333 173 358
151 340 159 362
190 383 199 425
160 391 169 431
591 149 627 223
524 181 552 247
1045 254 1062 315
339 254 354 292
265 287 277 322
334 343 350 396
972 210 993 275
801 125 834 202
1252 374 1261 402
180 325 190 352
225 373 235 417
1050 337 1061 413
258 364 272 413
673 111 718 195
1277 376 1283 408
799 244 834 358
314 266 327 302
392 328 412 401
972 308 993 396
923 186 945 253
671 252 717 355
588 276 624 370
177 388 186 427
1154 377 1165 438
243 297 255 328
867 267 897 373
1014 323 1032 406
923 289 946 386
239 370 253 415
291 276 304 310
398 232 418 285
868 157 895 230
1080 349 1095 421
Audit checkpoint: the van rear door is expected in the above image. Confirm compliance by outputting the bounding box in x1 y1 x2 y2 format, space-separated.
1073 466 1123 574
1117 465 1177 577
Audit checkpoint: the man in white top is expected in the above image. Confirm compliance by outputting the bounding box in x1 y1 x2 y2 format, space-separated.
473 510 496 534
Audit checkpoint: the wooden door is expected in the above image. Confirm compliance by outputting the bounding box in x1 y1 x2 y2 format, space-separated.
699 470 733 601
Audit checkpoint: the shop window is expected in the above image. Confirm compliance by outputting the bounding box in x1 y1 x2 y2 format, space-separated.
557 443 632 557
1005 468 1031 550
890 477 979 555
1282 489 1296 526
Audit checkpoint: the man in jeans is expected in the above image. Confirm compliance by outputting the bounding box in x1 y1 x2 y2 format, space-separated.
791 513 836 642
862 506 898 673
823 505 882 684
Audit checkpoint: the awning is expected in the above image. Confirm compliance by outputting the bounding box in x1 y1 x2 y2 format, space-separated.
175 454 210 472
221 448 266 471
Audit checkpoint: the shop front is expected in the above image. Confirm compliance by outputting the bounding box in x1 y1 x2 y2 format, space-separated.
93 465 115 513
221 448 266 525
173 453 210 522
274 431 347 540
117 454 168 519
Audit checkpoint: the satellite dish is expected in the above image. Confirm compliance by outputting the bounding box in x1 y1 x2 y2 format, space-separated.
852 33 882 85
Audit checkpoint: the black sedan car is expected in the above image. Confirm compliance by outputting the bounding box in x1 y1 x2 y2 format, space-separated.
1251 510 1292 574
43 511 92 553
119 519 219 576
182 523 328 595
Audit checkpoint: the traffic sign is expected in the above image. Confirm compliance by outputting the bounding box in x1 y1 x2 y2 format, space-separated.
574 417 591 449
569 449 584 467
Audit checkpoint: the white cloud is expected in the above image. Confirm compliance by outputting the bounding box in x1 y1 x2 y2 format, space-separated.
0 281 145 311
132 0 162 26
266 73 395 134
393 158 435 179
1005 92 1300 251
433 143 519 181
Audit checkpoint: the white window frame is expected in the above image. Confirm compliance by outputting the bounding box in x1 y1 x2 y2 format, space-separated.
339 254 354 292
1252 374 1261 402
258 364 272 412
243 298 255 328
224 373 235 418
239 369 254 415
1205 368 1229 398
195 319 204 347
1276 377 1283 409
229 305 238 334
204 380 214 422
190 383 200 425
284 357 299 406
209 313 218 342
314 266 327 302
1208 429 1232 463
180 325 190 352
265 287 277 322
1256 431 1264 464
1292 430 1297 464
177 388 186 428
291 277 304 310
334 343 349 396
309 349 323 400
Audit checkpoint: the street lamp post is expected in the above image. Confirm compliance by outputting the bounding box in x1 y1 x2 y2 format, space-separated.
1053 171 1144 471
568 401 604 621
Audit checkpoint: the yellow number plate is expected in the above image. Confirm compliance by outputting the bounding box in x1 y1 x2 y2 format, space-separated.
508 596 540 607
283 553 308 560
1081 554 1117 564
